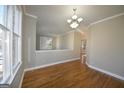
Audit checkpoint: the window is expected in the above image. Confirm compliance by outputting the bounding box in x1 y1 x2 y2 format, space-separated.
0 5 22 84
12 6 22 73
0 5 10 83
0 5 5 26
0 28 4 80
40 36 53 50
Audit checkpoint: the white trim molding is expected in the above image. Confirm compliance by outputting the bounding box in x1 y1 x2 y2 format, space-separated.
60 30 75 36
22 5 38 19
89 12 124 27
8 62 22 84
25 13 38 19
87 63 124 81
36 49 73 53
19 71 25 88
19 57 79 87
22 5 26 14
24 57 80 72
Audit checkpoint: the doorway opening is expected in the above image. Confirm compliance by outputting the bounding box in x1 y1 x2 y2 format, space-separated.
80 39 87 64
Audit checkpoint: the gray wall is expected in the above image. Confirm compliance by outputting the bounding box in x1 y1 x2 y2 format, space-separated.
56 32 74 50
34 31 83 68
22 15 37 68
89 15 124 77
36 34 40 50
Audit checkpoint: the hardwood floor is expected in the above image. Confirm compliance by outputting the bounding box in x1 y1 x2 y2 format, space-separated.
22 60 124 88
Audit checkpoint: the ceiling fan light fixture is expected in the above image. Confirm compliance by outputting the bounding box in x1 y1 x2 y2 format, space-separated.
67 8 83 29
70 22 79 29
67 19 72 23
72 15 77 20
77 17 83 23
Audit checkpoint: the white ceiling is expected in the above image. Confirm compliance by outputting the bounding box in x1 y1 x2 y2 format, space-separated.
25 5 124 36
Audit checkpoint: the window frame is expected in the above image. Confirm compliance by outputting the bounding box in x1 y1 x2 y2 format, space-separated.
0 5 22 84
40 36 53 50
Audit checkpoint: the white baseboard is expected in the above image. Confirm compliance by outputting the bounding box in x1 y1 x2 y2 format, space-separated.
87 63 124 81
24 57 80 72
19 71 25 88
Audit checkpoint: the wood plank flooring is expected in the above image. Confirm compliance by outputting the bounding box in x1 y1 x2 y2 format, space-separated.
22 60 124 88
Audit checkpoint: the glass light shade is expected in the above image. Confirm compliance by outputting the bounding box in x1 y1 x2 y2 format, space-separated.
0 29 2 33
72 15 77 19
70 22 79 29
78 17 83 22
67 19 72 23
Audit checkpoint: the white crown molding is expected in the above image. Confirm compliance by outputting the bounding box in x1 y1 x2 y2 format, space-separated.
76 29 85 35
37 32 59 37
22 5 38 19
25 13 38 19
60 30 75 36
22 6 124 30
88 12 124 27
22 5 26 14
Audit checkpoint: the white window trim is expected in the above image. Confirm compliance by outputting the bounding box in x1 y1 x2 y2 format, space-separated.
39 36 53 50
9 5 22 84
8 62 22 84
0 5 22 84
0 24 10 84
